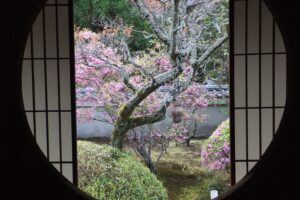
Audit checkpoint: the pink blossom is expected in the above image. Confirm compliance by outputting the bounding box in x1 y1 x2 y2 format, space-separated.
81 30 94 40
155 57 172 72
200 120 230 172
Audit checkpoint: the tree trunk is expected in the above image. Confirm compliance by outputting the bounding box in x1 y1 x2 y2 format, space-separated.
186 108 198 147
186 138 191 147
111 118 129 149
145 155 157 175
136 146 157 174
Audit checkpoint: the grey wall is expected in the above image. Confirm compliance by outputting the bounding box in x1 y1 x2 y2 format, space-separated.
77 106 229 139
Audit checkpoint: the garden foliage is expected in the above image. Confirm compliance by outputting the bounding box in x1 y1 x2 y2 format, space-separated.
77 141 168 200
73 0 152 50
198 171 230 200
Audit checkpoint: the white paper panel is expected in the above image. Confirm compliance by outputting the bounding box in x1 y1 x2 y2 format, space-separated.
47 60 59 110
22 0 74 183
22 60 33 110
248 109 260 160
53 163 61 172
233 0 286 184
247 0 259 53
248 161 257 171
34 61 46 110
236 162 247 183
63 164 73 182
36 113 47 156
61 112 73 161
261 2 273 53
235 110 247 160
261 109 273 153
49 112 60 162
275 24 285 52
60 60 71 110
275 108 284 131
234 56 246 107
247 55 259 107
45 6 57 58
234 1 246 54
23 34 31 58
275 54 286 107
58 6 70 58
32 11 44 58
261 55 273 107
26 112 34 135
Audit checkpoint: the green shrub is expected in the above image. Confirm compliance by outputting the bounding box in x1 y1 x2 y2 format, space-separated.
77 141 168 200
198 171 230 200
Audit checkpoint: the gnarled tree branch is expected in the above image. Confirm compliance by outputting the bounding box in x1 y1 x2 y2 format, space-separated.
134 0 171 45
194 33 228 67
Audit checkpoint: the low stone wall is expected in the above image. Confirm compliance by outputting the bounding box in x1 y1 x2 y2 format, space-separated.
77 106 229 139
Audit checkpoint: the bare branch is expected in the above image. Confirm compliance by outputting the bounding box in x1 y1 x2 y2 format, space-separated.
155 142 168 164
92 17 157 39
122 61 183 118
128 91 174 129
134 0 171 45
77 42 140 92
194 33 228 67
128 110 166 129
121 40 154 79
170 0 180 59
123 72 137 93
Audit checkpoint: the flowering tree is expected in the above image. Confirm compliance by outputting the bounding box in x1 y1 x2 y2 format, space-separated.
171 84 209 146
76 0 228 149
127 126 175 173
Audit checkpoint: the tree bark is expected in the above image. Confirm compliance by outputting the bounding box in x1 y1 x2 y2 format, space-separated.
136 146 157 174
186 138 191 147
109 4 228 150
111 118 130 149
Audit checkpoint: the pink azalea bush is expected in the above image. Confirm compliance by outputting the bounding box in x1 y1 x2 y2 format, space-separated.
201 119 230 172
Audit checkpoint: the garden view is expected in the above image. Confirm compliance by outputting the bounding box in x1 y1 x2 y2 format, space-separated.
74 0 230 199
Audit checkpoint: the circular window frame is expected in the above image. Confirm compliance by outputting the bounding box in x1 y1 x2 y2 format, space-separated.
10 0 299 199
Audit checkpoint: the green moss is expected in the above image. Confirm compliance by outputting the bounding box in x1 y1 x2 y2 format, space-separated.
198 172 230 200
156 164 230 200
118 104 127 112
78 141 168 200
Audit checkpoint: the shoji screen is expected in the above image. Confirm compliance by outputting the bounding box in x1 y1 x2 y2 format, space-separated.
22 0 77 184
231 0 286 183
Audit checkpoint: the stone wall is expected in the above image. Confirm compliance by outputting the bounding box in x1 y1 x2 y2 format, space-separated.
77 105 229 139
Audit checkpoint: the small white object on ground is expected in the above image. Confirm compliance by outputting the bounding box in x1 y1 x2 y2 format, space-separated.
210 190 219 199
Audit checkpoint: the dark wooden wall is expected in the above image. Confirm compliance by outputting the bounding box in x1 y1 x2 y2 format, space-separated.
0 0 299 199
0 1 93 199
